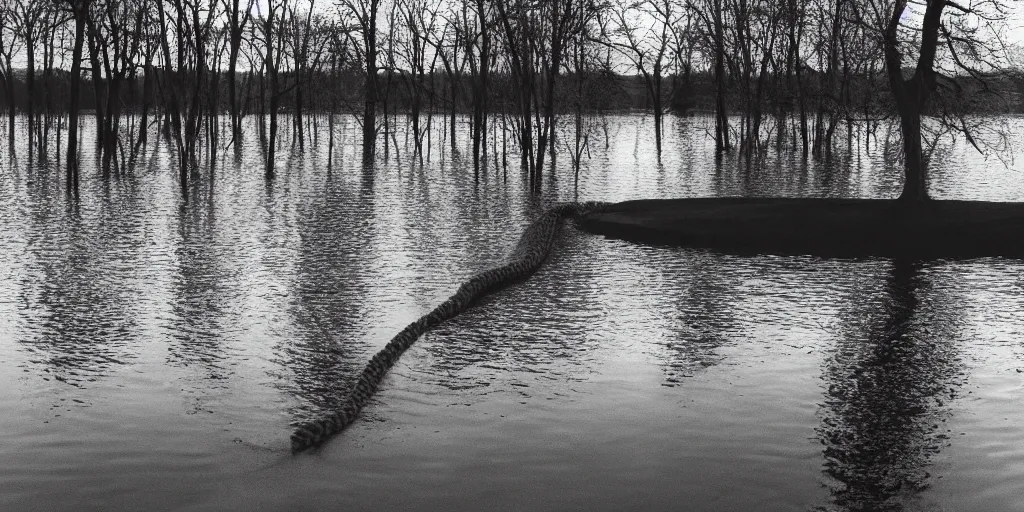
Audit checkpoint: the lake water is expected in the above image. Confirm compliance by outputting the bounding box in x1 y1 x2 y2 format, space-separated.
1 114 1023 511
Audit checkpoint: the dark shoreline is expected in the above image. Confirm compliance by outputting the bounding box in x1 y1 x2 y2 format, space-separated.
578 198 1024 259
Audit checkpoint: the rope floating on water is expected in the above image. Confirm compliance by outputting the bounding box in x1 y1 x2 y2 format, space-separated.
290 202 609 453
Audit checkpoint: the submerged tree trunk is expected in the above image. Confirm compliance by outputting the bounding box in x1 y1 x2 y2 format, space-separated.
158 1 187 196
884 0 945 202
3 69 13 145
713 0 730 153
265 13 279 179
136 58 154 148
899 117 925 199
86 19 106 150
471 0 490 175
362 4 379 163
24 33 36 161
66 7 87 198
227 0 251 142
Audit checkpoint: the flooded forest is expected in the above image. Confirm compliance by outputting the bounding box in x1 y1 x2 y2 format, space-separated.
4 0 1024 511
0 0 1019 198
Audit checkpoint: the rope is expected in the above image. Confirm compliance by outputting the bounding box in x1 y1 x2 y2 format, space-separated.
289 202 609 453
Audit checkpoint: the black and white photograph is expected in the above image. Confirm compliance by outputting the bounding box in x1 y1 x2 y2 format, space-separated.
1 0 1024 509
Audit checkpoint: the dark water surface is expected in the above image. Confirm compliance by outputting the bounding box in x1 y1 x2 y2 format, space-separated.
1 115 1023 511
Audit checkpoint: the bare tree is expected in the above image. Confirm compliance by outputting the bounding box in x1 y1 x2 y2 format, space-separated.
421 4 464 155
223 0 255 142
688 0 731 153
494 0 591 191
131 0 161 151
11 0 49 159
458 0 492 174
91 0 146 176
0 1 22 142
156 0 189 194
606 0 677 152
288 1 326 150
255 0 289 178
338 0 382 162
395 0 436 162
54 0 89 197
860 0 1016 201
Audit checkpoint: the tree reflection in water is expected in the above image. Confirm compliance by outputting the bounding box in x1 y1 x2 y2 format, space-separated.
817 259 967 511
166 190 229 374
661 252 736 383
18 182 142 388
279 178 372 421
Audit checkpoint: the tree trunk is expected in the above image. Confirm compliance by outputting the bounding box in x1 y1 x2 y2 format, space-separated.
3 69 13 144
25 36 35 160
102 77 121 176
86 20 105 149
362 8 378 163
137 59 153 148
295 81 304 149
158 1 187 196
266 18 278 179
229 32 242 139
713 0 730 153
899 116 925 200
67 9 87 198
653 67 662 154
885 0 944 202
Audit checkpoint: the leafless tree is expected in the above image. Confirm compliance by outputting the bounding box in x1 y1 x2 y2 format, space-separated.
494 0 591 191
90 0 146 176
606 0 678 152
11 0 50 159
0 0 23 142
255 0 290 178
856 0 1017 201
223 0 254 142
338 0 382 162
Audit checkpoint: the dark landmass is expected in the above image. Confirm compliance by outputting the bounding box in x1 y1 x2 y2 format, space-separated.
2 68 1022 115
579 198 1024 259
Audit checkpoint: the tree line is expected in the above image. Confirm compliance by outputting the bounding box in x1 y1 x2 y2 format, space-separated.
0 0 1017 200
